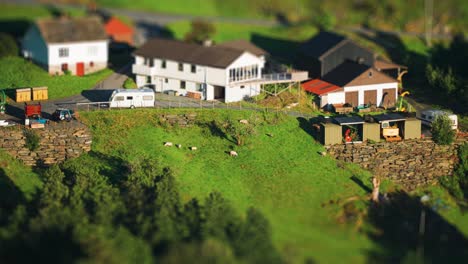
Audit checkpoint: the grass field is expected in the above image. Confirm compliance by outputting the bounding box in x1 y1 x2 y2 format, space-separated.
1 108 467 262
0 57 113 100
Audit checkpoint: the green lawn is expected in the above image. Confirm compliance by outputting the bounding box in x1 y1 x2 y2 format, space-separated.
0 57 113 100
78 108 374 263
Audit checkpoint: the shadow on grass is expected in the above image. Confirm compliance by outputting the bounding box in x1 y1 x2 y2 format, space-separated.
201 120 236 145
251 33 301 67
81 89 115 102
366 191 468 263
0 168 25 221
0 20 31 38
0 226 85 263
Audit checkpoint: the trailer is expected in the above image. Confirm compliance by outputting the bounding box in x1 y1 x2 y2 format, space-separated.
109 88 155 108
24 102 48 128
419 109 458 130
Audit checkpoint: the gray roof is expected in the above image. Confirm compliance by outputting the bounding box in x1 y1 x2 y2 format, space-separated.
300 31 348 60
134 38 246 68
217 39 268 56
333 116 365 125
373 113 406 123
36 16 107 43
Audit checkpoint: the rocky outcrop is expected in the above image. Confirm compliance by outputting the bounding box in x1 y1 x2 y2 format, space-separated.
159 113 197 127
327 139 465 190
0 121 92 166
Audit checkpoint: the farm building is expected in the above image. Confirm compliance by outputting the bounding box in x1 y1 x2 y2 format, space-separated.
104 17 134 47
22 16 108 76
302 61 398 109
132 38 308 103
317 114 421 145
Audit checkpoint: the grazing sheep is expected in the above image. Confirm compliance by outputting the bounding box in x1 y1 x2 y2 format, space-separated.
176 144 182 148
190 146 197 151
164 142 173 147
239 119 249 124
229 151 238 157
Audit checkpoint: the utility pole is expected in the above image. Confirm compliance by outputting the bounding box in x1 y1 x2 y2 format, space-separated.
425 0 433 47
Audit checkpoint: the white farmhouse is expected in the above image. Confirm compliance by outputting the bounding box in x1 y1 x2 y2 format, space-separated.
132 38 266 103
302 61 398 109
22 16 108 76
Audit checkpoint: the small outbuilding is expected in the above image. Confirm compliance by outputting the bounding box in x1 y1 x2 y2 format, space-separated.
16 88 31 102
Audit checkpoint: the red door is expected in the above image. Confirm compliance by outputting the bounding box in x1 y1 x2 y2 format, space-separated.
76 62 84 76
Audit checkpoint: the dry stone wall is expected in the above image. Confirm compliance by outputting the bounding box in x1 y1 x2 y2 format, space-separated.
327 139 465 190
0 121 92 166
159 113 197 127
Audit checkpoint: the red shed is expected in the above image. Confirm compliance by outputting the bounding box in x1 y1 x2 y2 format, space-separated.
104 17 134 46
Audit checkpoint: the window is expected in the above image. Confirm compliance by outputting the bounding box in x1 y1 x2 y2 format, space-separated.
143 95 153 100
149 59 154 67
161 60 166 69
146 76 151 83
114 96 124 101
165 78 168 83
368 71 373 77
240 85 245 89
59 48 69 58
90 61 94 67
61 63 68 71
180 81 186 89
126 96 133 100
191 64 196 73
422 114 427 119
178 63 183 71
196 83 202 91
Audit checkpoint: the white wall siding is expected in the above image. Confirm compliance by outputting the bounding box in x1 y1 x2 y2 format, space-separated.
49 41 108 67
327 91 346 105
225 84 261 103
22 26 48 65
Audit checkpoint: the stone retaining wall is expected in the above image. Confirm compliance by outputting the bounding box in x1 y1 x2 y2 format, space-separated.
159 113 197 127
0 121 92 166
326 139 465 190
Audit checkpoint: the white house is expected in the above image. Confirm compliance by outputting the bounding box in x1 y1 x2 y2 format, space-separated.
132 38 266 103
22 16 108 76
302 61 398 109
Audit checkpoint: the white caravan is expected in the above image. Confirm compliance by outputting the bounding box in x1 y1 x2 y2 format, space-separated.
109 88 155 108
419 109 458 130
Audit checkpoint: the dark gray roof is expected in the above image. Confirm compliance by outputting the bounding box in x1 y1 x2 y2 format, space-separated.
134 38 246 68
36 16 107 43
333 116 364 125
322 61 370 87
300 31 348 59
373 113 406 123
217 39 268 56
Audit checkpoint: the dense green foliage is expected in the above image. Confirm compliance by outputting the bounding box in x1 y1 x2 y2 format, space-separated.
439 143 468 200
184 20 216 44
431 115 456 145
23 129 40 151
0 157 281 263
0 33 18 58
123 78 137 89
0 57 112 100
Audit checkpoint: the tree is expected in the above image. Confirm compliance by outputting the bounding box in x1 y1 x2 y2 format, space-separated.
0 33 18 58
431 115 456 145
184 20 216 45
222 118 256 146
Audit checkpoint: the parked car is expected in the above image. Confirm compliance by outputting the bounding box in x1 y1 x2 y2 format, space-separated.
53 108 75 121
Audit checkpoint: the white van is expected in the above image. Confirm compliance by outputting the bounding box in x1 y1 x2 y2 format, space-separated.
419 109 458 130
109 88 155 108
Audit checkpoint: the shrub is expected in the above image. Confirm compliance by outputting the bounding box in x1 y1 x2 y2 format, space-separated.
24 129 40 151
0 33 18 58
184 19 216 44
123 78 137 89
431 115 456 145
